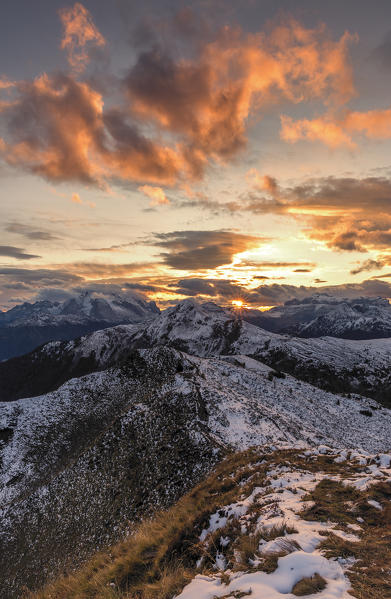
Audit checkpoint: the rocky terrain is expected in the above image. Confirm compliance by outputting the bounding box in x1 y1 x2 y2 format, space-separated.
1 342 391 595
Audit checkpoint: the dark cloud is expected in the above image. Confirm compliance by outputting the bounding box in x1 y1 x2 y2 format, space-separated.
0 267 82 283
5 222 59 241
3 282 32 290
124 46 246 162
153 230 265 270
101 108 186 184
35 288 77 302
82 241 135 252
123 282 158 293
172 278 218 296
0 268 83 304
0 246 40 260
350 259 386 275
246 279 391 305
372 31 391 69
164 276 391 307
167 277 250 301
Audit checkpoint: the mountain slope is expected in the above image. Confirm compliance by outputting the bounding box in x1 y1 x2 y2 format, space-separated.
0 348 221 597
26 445 391 599
0 291 159 361
2 299 391 406
1 345 391 596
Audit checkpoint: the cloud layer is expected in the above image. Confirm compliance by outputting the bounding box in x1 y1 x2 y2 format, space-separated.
153 230 265 270
281 107 391 149
0 246 40 260
0 12 357 188
220 175 391 259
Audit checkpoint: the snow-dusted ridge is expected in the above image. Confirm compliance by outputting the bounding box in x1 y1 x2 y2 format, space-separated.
0 290 160 361
244 294 391 339
2 298 391 406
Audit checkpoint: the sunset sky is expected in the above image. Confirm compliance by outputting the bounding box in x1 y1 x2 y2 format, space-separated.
2 0 391 309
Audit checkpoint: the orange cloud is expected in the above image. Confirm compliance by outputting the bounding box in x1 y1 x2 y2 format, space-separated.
0 78 17 112
0 78 14 90
0 17 357 188
234 175 391 256
71 192 95 207
0 73 189 186
59 2 105 72
71 192 82 204
280 114 356 149
0 73 104 183
138 185 170 206
125 20 356 164
246 170 279 195
280 106 391 148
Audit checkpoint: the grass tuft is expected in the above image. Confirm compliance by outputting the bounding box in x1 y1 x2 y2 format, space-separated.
292 573 327 595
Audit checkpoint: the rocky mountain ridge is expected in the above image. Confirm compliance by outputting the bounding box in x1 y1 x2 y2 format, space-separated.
1 298 391 597
0 291 159 361
1 299 391 406
244 294 391 339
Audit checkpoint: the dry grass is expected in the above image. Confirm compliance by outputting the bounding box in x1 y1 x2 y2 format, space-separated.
256 551 288 574
23 449 391 599
235 532 262 565
300 478 360 524
24 448 270 599
307 480 391 599
258 522 298 541
292 573 326 596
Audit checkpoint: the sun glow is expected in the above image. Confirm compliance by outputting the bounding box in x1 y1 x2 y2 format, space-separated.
232 300 244 308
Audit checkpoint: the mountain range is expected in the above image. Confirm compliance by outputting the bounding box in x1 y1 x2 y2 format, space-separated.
0 291 160 361
1 298 391 405
1 296 391 597
1 293 391 364
244 294 391 339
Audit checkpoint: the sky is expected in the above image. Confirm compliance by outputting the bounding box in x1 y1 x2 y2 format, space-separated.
2 0 391 310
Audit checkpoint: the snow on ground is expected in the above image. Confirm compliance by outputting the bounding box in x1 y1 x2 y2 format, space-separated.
194 354 391 453
175 446 391 599
2 347 391 511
